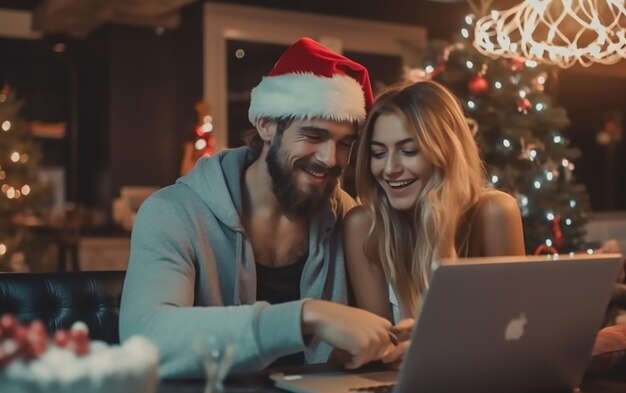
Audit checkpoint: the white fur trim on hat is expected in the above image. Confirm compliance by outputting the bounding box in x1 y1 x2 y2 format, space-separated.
248 73 366 125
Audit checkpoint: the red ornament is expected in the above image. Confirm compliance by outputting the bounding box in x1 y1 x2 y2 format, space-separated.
517 98 531 113
195 124 204 138
553 214 563 247
206 134 216 149
430 64 446 79
533 244 558 255
468 76 489 95
510 57 526 71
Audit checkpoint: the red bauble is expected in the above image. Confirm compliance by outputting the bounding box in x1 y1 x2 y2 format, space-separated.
510 57 526 71
517 98 531 112
206 134 216 148
430 64 446 79
468 76 489 95
195 124 205 138
552 214 563 247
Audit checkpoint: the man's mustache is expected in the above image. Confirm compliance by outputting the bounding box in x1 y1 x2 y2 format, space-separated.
301 160 342 178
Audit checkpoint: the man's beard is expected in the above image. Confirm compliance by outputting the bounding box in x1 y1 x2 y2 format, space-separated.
266 138 341 219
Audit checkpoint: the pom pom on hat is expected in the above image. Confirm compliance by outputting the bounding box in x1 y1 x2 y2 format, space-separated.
249 37 373 125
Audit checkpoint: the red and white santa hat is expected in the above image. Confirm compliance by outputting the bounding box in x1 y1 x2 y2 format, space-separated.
248 37 373 126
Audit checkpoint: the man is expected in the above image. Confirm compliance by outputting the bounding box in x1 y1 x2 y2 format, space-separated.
120 37 394 378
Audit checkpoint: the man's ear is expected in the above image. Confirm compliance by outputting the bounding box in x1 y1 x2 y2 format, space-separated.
256 118 275 142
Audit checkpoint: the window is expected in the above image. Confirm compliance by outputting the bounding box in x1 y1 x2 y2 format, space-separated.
204 3 425 150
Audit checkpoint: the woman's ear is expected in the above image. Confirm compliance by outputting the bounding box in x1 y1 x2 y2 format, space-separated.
256 118 275 142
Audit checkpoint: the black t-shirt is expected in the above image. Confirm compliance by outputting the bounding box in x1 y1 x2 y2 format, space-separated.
256 253 307 367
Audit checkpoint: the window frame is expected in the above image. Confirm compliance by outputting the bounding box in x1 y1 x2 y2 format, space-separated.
203 3 426 150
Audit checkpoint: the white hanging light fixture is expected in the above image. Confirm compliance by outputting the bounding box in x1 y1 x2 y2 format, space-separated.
473 0 626 68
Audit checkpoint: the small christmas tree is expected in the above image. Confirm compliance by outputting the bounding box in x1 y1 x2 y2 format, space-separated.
0 86 52 271
408 18 591 254
180 101 216 176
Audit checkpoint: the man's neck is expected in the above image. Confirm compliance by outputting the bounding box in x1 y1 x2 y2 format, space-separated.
242 154 310 267
243 154 282 218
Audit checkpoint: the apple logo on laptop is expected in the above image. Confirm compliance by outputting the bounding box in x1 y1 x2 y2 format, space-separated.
505 313 527 341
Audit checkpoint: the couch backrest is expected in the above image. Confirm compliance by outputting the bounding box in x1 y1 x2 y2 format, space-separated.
0 271 125 344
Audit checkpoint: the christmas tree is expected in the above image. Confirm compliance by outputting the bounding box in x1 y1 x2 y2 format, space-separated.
0 86 52 271
408 16 592 255
180 101 216 176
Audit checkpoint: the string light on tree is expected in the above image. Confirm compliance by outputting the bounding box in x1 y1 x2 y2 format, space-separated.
532 73 548 91
525 60 538 68
489 167 504 187
516 193 530 216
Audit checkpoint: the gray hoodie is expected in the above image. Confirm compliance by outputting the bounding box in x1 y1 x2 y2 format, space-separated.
120 147 356 378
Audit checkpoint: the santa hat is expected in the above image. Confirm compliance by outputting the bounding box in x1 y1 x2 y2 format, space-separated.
248 37 373 126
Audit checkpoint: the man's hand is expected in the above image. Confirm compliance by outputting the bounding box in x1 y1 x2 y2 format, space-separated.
302 300 394 369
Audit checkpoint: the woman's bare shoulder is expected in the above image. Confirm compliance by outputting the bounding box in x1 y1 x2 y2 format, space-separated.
343 206 374 245
473 190 525 255
344 205 373 230
475 190 520 222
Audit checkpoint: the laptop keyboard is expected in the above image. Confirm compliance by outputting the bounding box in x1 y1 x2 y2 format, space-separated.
349 384 396 392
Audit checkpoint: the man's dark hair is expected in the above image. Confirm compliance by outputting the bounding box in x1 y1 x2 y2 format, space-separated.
241 118 293 156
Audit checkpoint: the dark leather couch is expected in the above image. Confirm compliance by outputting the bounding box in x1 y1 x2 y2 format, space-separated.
0 271 125 344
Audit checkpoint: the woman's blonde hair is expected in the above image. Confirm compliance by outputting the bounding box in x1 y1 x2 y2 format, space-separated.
355 80 488 318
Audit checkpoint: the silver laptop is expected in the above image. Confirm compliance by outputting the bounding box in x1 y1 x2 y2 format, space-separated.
270 253 623 393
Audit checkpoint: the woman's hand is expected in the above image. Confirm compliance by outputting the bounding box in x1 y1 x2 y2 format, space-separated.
382 318 415 369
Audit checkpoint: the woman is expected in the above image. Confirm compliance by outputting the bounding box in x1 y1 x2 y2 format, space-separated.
345 80 525 326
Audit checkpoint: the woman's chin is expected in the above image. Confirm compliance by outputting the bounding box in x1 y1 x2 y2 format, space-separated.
388 197 417 212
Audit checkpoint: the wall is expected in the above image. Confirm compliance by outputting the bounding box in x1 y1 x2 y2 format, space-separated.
78 2 204 219
557 72 626 212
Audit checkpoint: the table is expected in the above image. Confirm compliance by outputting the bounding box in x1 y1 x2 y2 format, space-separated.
157 366 626 393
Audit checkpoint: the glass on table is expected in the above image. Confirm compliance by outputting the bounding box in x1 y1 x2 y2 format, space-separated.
193 334 236 393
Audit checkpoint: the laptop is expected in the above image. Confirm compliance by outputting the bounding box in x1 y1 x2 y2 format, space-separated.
270 253 623 393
